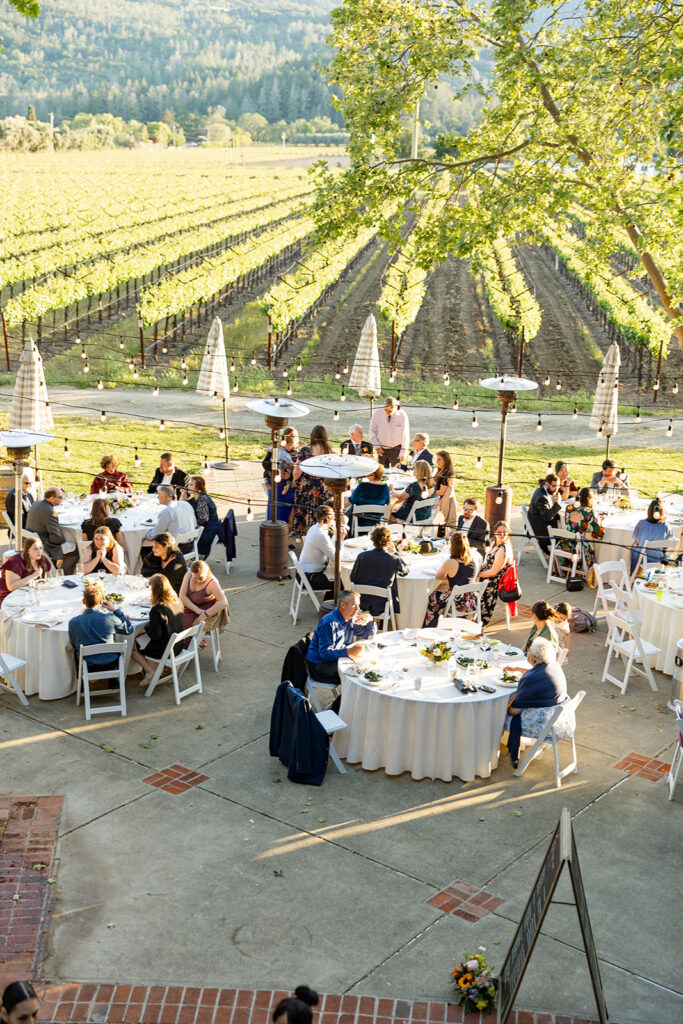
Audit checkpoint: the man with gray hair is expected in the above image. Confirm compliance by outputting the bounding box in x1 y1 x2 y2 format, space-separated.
340 424 373 457
405 431 434 470
505 635 567 767
305 588 376 685
26 485 78 572
146 484 196 544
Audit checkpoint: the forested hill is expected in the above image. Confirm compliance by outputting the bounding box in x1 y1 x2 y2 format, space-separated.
0 0 340 129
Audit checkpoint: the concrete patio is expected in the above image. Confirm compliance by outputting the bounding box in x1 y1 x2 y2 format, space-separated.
1 505 681 1024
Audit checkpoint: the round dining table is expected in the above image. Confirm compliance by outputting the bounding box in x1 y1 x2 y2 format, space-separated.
633 570 683 675
335 627 528 781
0 573 150 699
57 493 163 573
594 498 683 567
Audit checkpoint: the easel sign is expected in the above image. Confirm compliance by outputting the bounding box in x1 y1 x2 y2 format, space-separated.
497 807 608 1023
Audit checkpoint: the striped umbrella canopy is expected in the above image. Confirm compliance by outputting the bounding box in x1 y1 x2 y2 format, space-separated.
349 313 382 397
196 316 229 399
590 342 621 440
8 338 54 432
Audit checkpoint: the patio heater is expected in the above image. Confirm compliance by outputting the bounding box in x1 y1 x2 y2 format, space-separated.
1 429 55 550
246 397 309 580
299 453 379 604
478 375 538 529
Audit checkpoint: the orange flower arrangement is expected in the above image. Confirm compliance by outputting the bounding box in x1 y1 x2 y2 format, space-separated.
451 948 498 1014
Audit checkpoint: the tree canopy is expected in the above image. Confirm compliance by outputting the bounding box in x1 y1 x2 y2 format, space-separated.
314 0 683 348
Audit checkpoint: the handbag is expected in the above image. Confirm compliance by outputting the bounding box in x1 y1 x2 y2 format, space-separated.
566 576 584 592
498 560 522 603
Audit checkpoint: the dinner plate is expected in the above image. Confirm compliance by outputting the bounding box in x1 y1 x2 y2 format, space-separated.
502 645 524 658
22 609 62 625
454 640 474 651
497 678 518 687
416 628 449 641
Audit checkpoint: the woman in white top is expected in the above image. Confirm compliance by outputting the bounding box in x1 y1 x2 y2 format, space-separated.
81 525 126 576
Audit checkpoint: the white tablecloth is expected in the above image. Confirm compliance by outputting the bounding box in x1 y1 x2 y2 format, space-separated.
335 628 528 781
0 574 150 699
595 501 682 567
58 494 162 572
634 575 683 675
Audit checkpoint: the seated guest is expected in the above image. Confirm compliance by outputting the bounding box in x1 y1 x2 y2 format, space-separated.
298 505 337 601
455 497 488 556
81 497 123 546
505 637 568 768
560 486 603 569
5 475 34 528
391 460 435 522
68 583 133 671
590 458 630 494
305 589 376 685
141 532 188 594
90 454 133 495
524 600 560 654
0 537 52 606
423 533 477 627
81 526 126 576
183 476 221 557
346 466 391 531
340 424 373 456
404 432 434 470
528 473 562 554
130 573 185 684
350 524 408 618
433 449 458 530
147 452 187 494
26 486 79 573
630 498 675 573
146 485 196 547
555 460 578 502
179 559 229 630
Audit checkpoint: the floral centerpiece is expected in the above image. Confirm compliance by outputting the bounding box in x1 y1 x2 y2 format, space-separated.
111 497 134 512
452 948 498 1014
614 494 632 510
420 640 453 664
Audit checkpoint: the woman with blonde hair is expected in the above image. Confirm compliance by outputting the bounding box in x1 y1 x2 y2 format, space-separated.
130 573 185 683
81 525 126 575
179 559 229 631
391 459 434 522
90 454 133 495
423 533 477 627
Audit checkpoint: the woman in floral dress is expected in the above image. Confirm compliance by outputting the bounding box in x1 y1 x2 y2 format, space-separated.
290 425 333 539
477 522 514 627
559 486 604 569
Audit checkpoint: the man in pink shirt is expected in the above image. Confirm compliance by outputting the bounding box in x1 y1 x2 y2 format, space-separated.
368 397 410 467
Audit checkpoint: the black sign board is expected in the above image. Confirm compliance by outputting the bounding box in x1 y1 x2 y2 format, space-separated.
498 808 608 1023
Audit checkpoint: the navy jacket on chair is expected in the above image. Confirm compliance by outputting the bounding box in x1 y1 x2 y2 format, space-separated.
269 680 329 785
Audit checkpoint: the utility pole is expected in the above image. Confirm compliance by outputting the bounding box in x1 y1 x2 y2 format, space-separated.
411 99 420 159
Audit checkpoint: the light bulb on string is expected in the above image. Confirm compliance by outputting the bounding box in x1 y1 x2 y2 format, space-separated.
119 339 125 350
547 462 552 471
635 406 641 423
442 367 449 382
510 402 517 414
274 397 280 408
203 456 210 472
544 373 550 386
64 439 70 458
83 359 90 374
153 385 159 397
274 470 281 483
452 393 459 410
182 373 189 386
232 380 238 393
133 366 139 380
162 344 168 354
389 370 395 383
286 383 292 396
475 455 483 470
555 378 561 391
667 419 673 437
443 372 450 386
100 410 106 423
341 386 346 402
80 343 86 359
230 359 236 372
250 355 256 366
495 492 503 505
600 374 605 386
536 414 543 432
343 362 349 374
97 379 103 390
296 359 303 371
572 405 578 419
396 390 401 406
219 426 225 440
246 501 254 522
180 357 187 370
471 410 478 428
597 421 604 437
335 366 341 380
128 358 135 371
653 378 660 391
673 380 679 395
333 410 339 421
282 365 288 378
159 419 165 431
134 449 141 468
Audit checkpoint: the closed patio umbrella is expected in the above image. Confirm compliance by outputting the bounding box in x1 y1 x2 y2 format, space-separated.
8 338 54 527
349 314 382 412
590 343 621 457
196 316 235 468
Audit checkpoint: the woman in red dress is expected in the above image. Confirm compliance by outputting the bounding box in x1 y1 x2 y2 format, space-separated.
90 454 133 495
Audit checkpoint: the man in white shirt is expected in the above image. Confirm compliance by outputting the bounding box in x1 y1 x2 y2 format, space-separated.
146 485 196 543
298 505 337 599
369 397 410 467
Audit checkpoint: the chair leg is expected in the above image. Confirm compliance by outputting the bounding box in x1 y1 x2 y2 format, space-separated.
552 735 562 788
3 669 29 706
83 673 92 721
668 746 682 800
210 629 221 671
328 743 347 774
118 667 127 718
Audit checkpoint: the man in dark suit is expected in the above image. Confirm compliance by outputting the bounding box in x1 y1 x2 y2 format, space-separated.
405 432 434 470
147 452 187 494
25 486 79 572
528 474 562 554
5 476 34 528
455 497 489 556
350 524 408 617
589 459 630 494
340 424 373 457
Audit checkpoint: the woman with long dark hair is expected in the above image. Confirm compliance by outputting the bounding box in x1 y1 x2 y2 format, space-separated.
290 425 333 538
272 987 319 1024
1 982 39 1024
0 538 52 605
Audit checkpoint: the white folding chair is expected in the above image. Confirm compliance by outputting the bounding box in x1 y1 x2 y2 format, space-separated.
516 503 548 570
546 527 588 585
0 651 29 706
76 642 128 721
353 584 397 631
21 528 40 543
514 690 586 788
630 538 673 582
350 505 388 537
441 579 487 629
316 708 348 774
591 559 630 621
144 623 205 703
289 550 326 625
668 707 683 800
556 647 568 666
602 612 660 694
76 537 92 570
405 496 438 532
203 605 227 672
306 672 340 713
176 527 202 565
610 583 642 630
2 510 16 542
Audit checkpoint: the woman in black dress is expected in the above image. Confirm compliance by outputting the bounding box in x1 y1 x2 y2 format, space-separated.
141 532 187 594
130 573 184 683
81 497 123 546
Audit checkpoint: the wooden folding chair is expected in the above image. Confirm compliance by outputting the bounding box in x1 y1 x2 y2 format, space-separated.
516 503 548 570
144 623 205 703
514 690 586 788
76 642 128 721
602 612 660 694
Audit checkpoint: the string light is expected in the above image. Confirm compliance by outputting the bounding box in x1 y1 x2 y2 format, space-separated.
219 427 225 440
232 380 238 393
452 393 459 410
653 378 660 391
510 402 517 414
119 339 125 350
153 385 160 397
203 456 210 472
389 370 396 383
273 397 280 408
667 419 673 437
83 359 90 374
162 344 168 354
396 390 401 405
572 405 578 418
134 449 141 468
544 373 550 386
333 410 339 421
97 379 103 390
597 421 603 437
673 380 679 395
250 355 257 366
472 410 478 428
297 360 303 371
230 359 236 372
635 406 641 423
340 386 346 402
180 358 187 370
547 462 552 470
495 493 503 504
343 362 349 374
536 414 543 432
475 455 483 469
274 470 281 483
282 365 288 378
555 378 562 391
182 373 189 386
62 438 70 459
335 366 341 380
128 358 135 371
159 420 165 430
246 500 254 522
80 344 86 359
133 366 139 380
100 410 106 423
286 383 292 396
443 372 450 386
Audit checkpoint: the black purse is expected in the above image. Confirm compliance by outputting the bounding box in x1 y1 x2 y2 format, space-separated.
566 576 584 592
499 582 522 603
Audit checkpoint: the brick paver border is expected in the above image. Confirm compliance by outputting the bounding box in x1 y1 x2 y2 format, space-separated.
613 752 671 781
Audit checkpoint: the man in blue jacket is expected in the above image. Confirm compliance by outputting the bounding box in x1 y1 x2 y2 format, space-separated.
68 584 134 672
305 589 376 684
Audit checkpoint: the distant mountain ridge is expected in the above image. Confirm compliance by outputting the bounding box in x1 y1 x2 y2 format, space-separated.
0 0 340 128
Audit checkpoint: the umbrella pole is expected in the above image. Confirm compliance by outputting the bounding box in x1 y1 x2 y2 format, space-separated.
605 435 611 459
14 460 23 551
222 398 230 463
34 445 42 490
370 396 374 416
